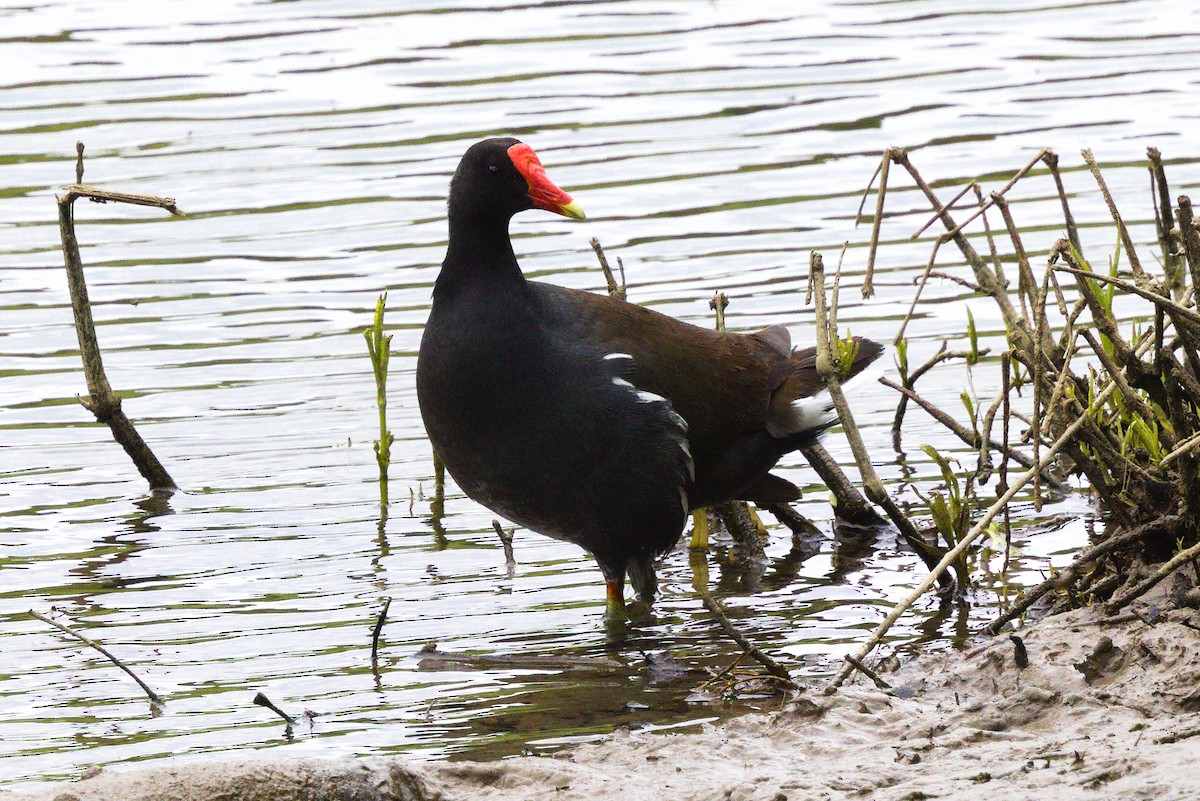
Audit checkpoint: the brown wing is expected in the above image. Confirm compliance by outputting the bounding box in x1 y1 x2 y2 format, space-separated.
534 284 797 469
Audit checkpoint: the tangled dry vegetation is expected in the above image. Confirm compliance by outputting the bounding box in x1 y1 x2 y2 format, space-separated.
831 146 1200 660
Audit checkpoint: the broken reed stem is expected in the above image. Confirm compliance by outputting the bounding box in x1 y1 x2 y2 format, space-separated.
1042 151 1081 252
843 654 891 690
1082 148 1145 281
252 692 296 726
371 597 391 667
1148 147 1186 300
590 237 626 300
809 253 947 577
58 144 179 492
30 609 164 709
492 519 516 574
826 374 1121 693
1177 196 1200 297
858 148 891 298
701 594 795 686
1105 535 1200 615
709 290 728 330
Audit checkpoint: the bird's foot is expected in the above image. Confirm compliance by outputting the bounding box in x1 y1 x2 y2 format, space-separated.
626 597 656 624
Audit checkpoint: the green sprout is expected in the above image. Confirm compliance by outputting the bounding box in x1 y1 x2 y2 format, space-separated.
364 292 394 512
834 331 862 379
918 444 973 589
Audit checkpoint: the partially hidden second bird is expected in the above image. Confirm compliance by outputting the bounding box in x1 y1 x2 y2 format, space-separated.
416 138 883 621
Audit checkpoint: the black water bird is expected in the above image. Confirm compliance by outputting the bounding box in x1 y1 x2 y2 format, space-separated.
416 138 882 620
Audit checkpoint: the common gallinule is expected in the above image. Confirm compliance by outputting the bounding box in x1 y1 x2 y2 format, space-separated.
416 138 883 620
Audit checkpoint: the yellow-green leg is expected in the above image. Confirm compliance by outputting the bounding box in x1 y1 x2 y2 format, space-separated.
604 580 628 623
689 508 709 550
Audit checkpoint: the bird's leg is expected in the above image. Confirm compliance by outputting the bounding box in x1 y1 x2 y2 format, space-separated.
604 579 628 622
626 555 658 604
689 509 710 549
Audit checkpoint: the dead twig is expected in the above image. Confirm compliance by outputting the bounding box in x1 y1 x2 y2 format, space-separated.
982 517 1180 634
701 594 795 686
492 519 517 576
857 148 892 298
909 149 1049 243
58 142 180 492
1082 148 1145 281
590 237 626 300
370 597 391 668
844 654 892 690
30 609 164 711
880 375 1061 486
810 252 948 578
253 692 296 726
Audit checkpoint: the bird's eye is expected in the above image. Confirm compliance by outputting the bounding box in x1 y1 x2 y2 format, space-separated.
488 164 500 175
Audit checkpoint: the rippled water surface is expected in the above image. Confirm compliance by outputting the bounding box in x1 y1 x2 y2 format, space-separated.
3 0 1200 788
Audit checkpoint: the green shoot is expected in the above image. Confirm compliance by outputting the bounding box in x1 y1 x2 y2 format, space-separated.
965 307 980 367
834 331 861 379
918 444 973 588
364 292 394 512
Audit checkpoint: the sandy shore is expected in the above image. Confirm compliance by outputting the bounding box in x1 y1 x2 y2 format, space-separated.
9 583 1200 801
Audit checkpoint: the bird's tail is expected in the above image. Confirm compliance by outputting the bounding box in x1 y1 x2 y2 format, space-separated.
766 337 884 439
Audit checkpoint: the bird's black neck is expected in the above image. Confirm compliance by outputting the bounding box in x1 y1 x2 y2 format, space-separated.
438 213 526 294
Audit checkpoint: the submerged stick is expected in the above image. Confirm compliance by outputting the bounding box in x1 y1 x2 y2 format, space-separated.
31 609 164 710
252 692 296 726
844 654 892 690
701 595 795 686
801 441 883 526
491 519 516 575
58 142 179 492
370 597 391 667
